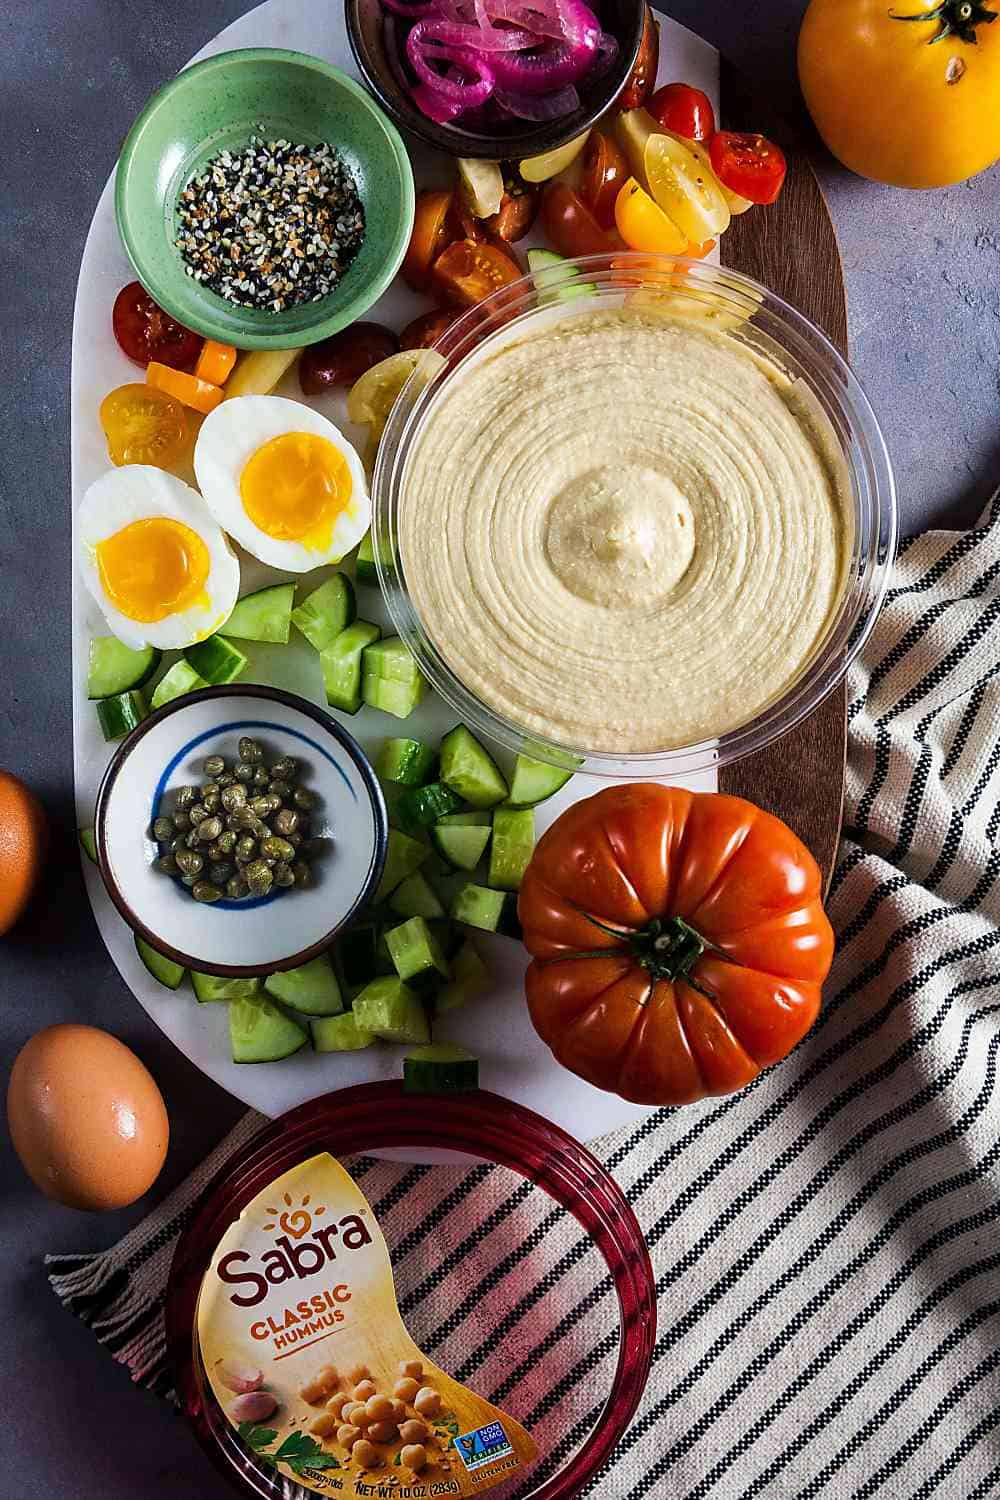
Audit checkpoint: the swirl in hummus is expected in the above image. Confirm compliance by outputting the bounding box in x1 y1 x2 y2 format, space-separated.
398 307 850 753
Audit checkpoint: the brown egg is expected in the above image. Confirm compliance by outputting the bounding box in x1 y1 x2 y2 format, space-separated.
0 772 47 934
7 1024 169 1210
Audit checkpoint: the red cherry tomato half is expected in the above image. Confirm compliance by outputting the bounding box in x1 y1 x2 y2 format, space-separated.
112 282 201 370
541 183 618 260
399 310 458 350
618 4 659 111
648 82 716 143
432 239 523 309
709 131 788 205
579 131 630 231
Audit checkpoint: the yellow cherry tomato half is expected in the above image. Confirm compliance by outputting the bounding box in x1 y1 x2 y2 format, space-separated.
798 0 1000 188
614 178 688 255
643 131 731 243
98 384 191 469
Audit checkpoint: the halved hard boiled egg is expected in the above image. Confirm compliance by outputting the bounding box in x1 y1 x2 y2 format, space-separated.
194 396 370 573
78 466 239 650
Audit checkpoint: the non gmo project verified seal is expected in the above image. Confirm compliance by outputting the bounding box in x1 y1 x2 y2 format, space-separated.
454 1420 515 1473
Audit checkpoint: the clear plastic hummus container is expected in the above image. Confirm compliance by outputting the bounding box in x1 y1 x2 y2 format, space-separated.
166 1082 656 1499
371 254 897 780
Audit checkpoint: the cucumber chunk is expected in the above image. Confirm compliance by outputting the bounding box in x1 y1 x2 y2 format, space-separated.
377 737 436 786
488 807 535 891
363 637 423 684
507 753 574 806
451 883 522 938
374 829 429 902
264 954 343 1016
96 690 147 742
352 976 430 1044
404 1043 479 1094
223 583 295 644
230 993 309 1063
312 1011 376 1052
87 637 160 699
429 916 464 960
436 939 490 1013
320 620 380 714
395 781 463 836
431 820 491 872
191 972 262 1003
528 248 598 306
336 923 381 990
291 574 357 651
389 871 446 920
362 674 428 719
185 635 248 685
150 659 208 710
386 915 451 982
79 828 97 864
355 531 379 586
135 934 186 991
439 725 509 808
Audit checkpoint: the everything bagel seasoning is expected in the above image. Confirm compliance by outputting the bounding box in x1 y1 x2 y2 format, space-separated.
175 135 365 312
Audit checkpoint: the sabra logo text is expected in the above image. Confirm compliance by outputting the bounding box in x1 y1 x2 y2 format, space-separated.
216 1191 373 1309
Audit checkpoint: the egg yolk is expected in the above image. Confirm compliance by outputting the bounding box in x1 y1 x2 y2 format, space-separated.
96 517 210 623
240 432 352 550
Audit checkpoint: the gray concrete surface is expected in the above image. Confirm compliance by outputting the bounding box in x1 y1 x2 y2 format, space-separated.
0 2 997 1496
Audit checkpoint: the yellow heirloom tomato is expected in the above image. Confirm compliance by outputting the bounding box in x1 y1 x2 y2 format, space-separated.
798 0 1000 188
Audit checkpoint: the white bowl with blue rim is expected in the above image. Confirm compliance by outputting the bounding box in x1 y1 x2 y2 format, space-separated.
94 686 388 977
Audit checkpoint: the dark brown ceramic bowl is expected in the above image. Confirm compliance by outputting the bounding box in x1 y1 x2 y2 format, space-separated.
345 0 645 161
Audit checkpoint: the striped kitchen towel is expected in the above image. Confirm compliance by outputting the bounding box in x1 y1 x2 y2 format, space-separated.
47 493 1000 1498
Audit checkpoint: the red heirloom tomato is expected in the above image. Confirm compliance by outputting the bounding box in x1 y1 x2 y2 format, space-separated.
541 182 618 259
112 282 201 370
520 785 834 1107
432 239 523 308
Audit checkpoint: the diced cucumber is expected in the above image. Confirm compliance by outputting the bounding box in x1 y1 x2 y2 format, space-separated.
488 807 535 891
376 737 436 786
431 819 491 872
395 781 463 836
429 916 464 960
389 871 446 920
374 829 429 902
320 620 380 713
528 248 598 306
508 753 574 806
336 923 381 990
363 637 423 684
264 954 343 1016
135 933 186 991
223 583 295 644
230 993 309 1063
362 674 427 719
150 659 208 710
437 810 491 826
96 690 147 742
312 1011 376 1052
79 828 97 863
87 637 160 699
185 635 248 685
352 976 430 1044
451 883 522 938
191 972 262 1003
386 915 451 982
291 573 357 651
439 725 509 808
435 939 490 1013
355 531 378 586
404 1043 479 1094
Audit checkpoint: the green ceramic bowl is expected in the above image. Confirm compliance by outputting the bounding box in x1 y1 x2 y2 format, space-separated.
115 48 415 350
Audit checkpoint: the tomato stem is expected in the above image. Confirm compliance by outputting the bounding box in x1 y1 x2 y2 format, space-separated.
889 0 997 45
580 910 725 984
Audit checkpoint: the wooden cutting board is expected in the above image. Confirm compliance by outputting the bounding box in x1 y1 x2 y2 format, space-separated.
716 60 848 890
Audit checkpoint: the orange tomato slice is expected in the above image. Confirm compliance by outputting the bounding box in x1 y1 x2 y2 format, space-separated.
146 361 224 414
194 339 237 386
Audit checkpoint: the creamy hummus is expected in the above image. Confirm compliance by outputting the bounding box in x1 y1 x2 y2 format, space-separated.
398 307 850 753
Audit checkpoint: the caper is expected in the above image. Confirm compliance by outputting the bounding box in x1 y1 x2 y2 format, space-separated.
189 804 208 825
230 806 266 834
273 808 300 837
202 786 221 813
221 784 247 814
173 810 191 833
293 787 315 811
152 815 175 842
226 874 249 900
273 861 295 887
175 848 204 877
292 860 312 888
203 754 226 777
239 737 264 764
261 835 295 862
215 771 235 789
209 861 234 885
156 854 179 875
245 859 273 897
185 829 202 849
181 873 198 888
252 766 270 788
250 794 280 818
234 761 254 783
197 816 223 843
285 830 303 850
215 829 237 855
192 880 222 903
271 756 297 781
175 785 197 810
235 834 258 863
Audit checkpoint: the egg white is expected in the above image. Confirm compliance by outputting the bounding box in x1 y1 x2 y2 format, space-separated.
78 465 240 650
193 395 371 573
